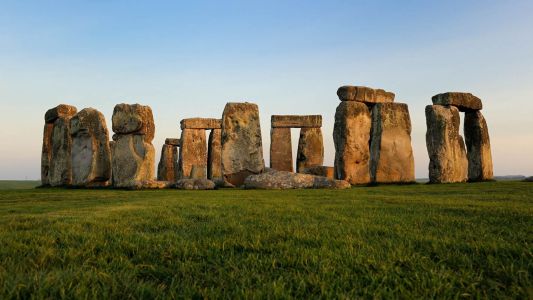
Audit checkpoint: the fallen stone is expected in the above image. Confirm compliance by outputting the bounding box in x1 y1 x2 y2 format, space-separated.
157 144 178 182
111 134 155 188
244 169 350 189
221 102 265 186
271 115 322 128
207 128 223 180
70 108 112 186
431 92 482 112
333 101 371 184
300 166 334 179
45 104 77 123
111 104 155 141
426 105 468 183
464 111 493 181
178 129 207 179
49 117 75 186
269 127 293 172
370 103 415 183
165 138 181 146
296 128 324 173
122 180 171 190
172 178 216 190
180 118 222 130
337 86 395 103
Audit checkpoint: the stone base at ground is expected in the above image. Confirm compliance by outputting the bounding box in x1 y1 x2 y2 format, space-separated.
300 166 334 179
171 178 216 190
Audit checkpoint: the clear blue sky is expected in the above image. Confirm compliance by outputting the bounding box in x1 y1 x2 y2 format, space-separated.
1 0 532 179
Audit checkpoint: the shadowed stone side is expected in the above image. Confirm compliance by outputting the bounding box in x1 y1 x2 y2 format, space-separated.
296 128 324 173
41 123 54 186
270 127 293 172
157 144 178 182
370 103 415 183
49 117 75 186
70 108 112 186
221 102 265 186
333 101 371 185
425 105 468 183
207 129 223 180
464 111 493 181
178 129 207 179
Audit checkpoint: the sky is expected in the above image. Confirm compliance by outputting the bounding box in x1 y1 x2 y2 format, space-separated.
1 0 532 180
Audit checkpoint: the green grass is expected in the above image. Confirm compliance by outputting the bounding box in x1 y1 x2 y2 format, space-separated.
0 182 531 298
0 180 40 190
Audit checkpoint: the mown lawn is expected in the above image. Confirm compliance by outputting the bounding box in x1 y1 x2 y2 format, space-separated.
0 182 531 298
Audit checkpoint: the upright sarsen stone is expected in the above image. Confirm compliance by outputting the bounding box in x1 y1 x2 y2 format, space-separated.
178 129 207 179
112 103 155 142
464 111 493 181
221 102 265 186
369 103 415 183
296 128 324 173
41 123 54 186
425 105 468 183
157 144 178 182
49 117 75 186
270 127 293 172
70 108 112 186
207 129 223 180
333 101 371 184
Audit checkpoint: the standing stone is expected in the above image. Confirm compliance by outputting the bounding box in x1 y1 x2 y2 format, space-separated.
221 102 265 186
49 117 74 186
41 123 54 186
157 144 178 182
370 103 415 183
425 105 468 183
70 108 112 186
296 128 324 173
270 127 293 172
333 101 371 185
464 111 493 181
208 129 223 180
112 103 155 142
178 129 207 179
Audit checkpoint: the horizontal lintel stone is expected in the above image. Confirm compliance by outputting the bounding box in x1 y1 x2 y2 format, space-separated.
337 86 395 103
431 92 482 112
165 138 181 146
180 118 222 130
271 115 322 128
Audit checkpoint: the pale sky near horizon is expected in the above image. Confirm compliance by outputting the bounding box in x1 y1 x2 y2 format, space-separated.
1 0 532 180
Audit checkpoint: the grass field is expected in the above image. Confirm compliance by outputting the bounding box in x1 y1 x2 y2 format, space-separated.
0 182 531 298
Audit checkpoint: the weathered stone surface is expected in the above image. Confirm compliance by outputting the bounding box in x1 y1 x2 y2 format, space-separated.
271 115 322 128
122 180 171 190
111 104 155 141
464 111 493 181
296 128 324 173
244 169 350 189
172 178 216 190
370 103 415 183
49 117 74 186
207 129 223 180
337 86 395 103
269 127 293 172
426 105 468 183
180 118 222 130
41 123 54 186
432 92 482 112
333 101 371 184
45 104 77 123
221 102 265 186
190 165 207 179
70 108 112 186
157 144 178 182
111 134 155 188
300 166 334 179
165 138 181 146
178 129 207 179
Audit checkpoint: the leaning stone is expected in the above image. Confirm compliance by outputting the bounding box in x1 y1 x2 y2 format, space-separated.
337 86 395 103
41 123 54 186
300 166 334 179
157 144 178 182
464 111 493 181
269 127 293 172
296 128 324 173
426 105 468 183
45 104 77 123
333 101 371 184
49 117 75 186
244 169 350 189
172 178 216 190
221 102 265 186
111 104 155 141
271 115 322 128
178 129 207 179
207 129 223 180
180 118 222 130
370 103 415 183
70 108 112 186
111 134 155 188
432 92 482 112
165 138 181 146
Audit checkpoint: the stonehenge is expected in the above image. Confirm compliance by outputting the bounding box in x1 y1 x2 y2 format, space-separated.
425 92 493 183
39 87 494 190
